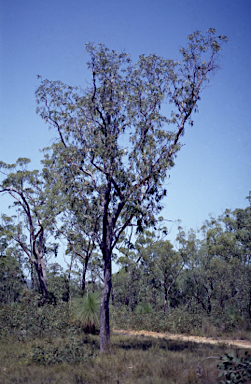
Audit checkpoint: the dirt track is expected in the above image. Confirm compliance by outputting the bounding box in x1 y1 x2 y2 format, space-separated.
112 329 251 349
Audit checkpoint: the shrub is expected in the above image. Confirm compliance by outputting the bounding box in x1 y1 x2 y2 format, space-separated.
0 289 70 340
19 334 98 365
218 351 251 383
134 302 152 314
71 293 100 334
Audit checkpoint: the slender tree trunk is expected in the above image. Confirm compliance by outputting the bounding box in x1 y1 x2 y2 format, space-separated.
100 179 113 352
63 277 70 302
111 283 115 306
30 234 35 290
100 245 112 352
34 229 48 304
163 294 168 312
81 256 89 295
30 263 35 290
163 276 168 312
35 255 48 304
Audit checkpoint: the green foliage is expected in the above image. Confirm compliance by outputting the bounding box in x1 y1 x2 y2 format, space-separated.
0 331 229 384
35 30 227 350
218 351 251 383
26 335 98 365
47 263 70 302
71 293 100 334
0 290 70 340
111 305 203 334
0 159 60 303
111 198 251 336
0 252 26 304
134 302 153 314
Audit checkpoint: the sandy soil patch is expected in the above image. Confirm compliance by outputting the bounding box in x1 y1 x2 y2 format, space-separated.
112 329 251 349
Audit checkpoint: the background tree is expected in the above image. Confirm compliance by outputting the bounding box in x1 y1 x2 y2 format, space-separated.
0 233 26 304
35 29 227 351
47 262 71 303
150 240 185 311
0 158 58 304
114 229 156 311
176 202 251 329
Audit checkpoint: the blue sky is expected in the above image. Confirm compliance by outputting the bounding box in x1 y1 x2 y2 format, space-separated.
0 0 250 268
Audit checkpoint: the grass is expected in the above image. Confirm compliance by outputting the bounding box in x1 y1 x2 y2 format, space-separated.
71 293 100 334
0 331 245 384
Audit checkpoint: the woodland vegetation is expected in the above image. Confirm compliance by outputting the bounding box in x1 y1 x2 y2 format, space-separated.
0 193 251 338
1 29 251 383
0 194 250 383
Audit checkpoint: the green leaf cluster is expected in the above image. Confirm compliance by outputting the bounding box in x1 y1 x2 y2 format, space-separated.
218 351 251 384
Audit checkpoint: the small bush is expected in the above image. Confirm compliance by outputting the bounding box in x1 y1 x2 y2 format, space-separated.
134 302 152 314
21 335 98 365
71 293 100 334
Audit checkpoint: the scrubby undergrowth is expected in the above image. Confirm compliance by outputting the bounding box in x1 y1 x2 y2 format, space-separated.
1 332 246 384
1 295 251 383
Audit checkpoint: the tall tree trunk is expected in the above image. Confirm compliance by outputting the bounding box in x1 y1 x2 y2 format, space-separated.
111 283 115 306
34 255 48 304
100 179 113 352
100 245 112 352
81 256 89 295
34 228 48 304
163 276 168 312
30 262 35 290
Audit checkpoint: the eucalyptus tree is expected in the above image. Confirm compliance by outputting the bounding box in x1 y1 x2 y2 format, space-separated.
36 29 227 351
201 202 251 265
114 230 154 310
177 200 251 325
115 227 170 309
200 204 251 320
0 232 26 304
221 205 251 264
0 158 58 304
147 240 185 311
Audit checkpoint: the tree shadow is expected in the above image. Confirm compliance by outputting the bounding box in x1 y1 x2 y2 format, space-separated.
113 335 226 353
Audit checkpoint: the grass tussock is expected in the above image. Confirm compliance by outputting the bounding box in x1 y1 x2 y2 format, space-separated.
0 331 244 384
71 293 100 335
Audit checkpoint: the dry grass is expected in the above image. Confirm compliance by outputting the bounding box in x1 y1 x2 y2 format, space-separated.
0 331 245 384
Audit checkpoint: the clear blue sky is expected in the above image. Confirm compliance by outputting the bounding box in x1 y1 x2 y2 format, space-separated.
0 0 250 267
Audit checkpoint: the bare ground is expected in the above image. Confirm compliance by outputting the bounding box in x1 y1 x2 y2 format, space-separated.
112 328 251 349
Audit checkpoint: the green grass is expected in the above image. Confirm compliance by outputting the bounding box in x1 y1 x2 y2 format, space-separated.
0 331 245 384
71 293 100 334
